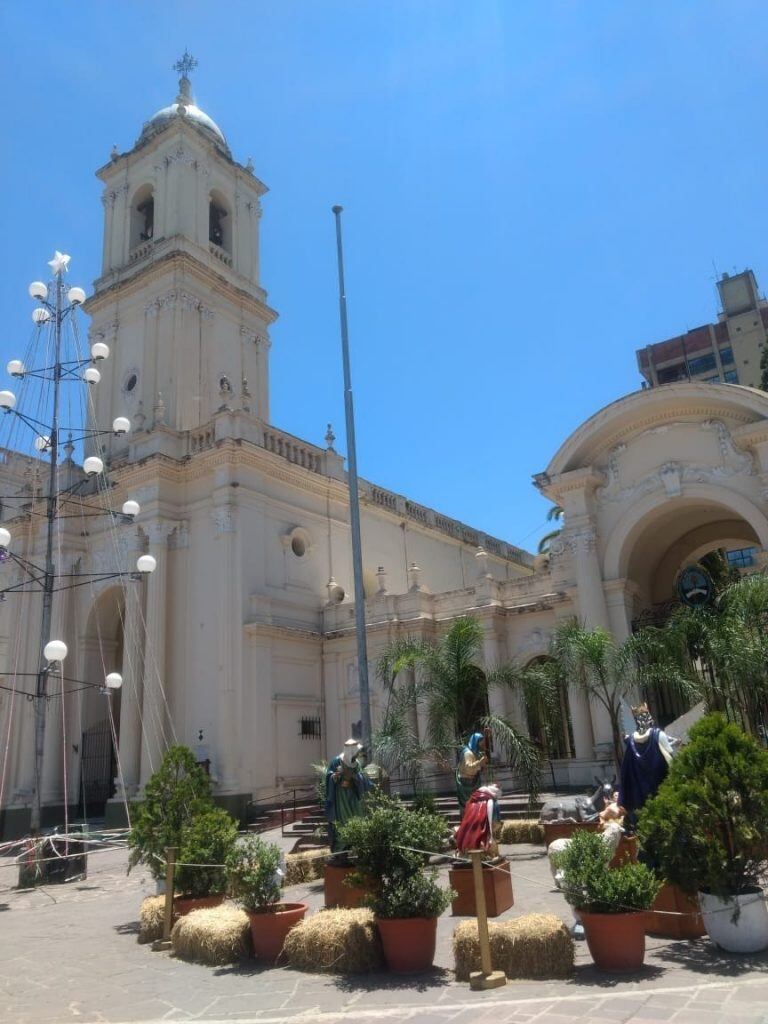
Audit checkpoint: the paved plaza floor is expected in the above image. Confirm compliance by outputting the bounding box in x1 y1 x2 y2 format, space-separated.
1 829 767 1024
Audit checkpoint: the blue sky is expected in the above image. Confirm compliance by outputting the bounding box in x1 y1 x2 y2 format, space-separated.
1 1 766 553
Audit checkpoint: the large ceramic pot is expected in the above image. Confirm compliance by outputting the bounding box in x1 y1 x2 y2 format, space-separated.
699 889 768 953
248 902 308 964
580 911 646 972
377 917 438 973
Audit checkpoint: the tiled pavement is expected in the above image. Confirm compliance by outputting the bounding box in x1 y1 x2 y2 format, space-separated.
1 831 767 1024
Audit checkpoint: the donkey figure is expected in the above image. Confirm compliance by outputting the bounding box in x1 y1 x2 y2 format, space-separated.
538 777 615 824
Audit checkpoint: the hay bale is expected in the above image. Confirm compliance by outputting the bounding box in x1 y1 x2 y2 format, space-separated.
453 913 573 981
284 847 330 886
138 895 165 944
497 819 545 845
171 903 251 965
282 908 383 974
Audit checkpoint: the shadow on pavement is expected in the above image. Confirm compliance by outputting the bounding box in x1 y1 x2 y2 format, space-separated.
333 968 453 994
655 939 768 976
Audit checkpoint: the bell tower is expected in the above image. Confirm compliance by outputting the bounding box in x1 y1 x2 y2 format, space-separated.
85 54 276 439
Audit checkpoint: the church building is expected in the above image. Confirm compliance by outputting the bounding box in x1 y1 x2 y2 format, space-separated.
3 65 768 838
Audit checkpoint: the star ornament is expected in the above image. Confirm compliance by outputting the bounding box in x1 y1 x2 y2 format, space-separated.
48 251 71 276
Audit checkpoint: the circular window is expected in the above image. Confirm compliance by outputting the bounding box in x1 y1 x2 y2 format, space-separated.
123 372 138 394
291 535 306 558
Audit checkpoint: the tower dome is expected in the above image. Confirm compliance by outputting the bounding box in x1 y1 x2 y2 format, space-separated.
137 53 230 156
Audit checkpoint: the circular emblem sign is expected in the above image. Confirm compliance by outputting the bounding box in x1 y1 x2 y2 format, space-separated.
677 565 714 608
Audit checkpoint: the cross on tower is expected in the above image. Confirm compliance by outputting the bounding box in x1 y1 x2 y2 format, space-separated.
173 50 198 78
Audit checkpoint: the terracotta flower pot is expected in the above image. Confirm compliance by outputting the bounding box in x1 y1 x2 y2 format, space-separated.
377 916 437 973
247 903 307 964
173 894 224 918
580 911 646 972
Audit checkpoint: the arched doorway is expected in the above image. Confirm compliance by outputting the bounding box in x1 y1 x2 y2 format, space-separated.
78 587 124 818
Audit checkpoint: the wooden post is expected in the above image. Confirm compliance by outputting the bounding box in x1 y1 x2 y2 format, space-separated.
152 846 176 951
468 849 506 990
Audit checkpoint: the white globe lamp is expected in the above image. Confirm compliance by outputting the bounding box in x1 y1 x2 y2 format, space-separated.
0 391 17 411
67 286 86 305
32 308 51 324
84 367 101 384
112 417 130 435
34 435 51 452
83 456 104 476
44 640 68 662
29 281 48 301
105 672 123 690
122 500 140 517
91 342 110 361
6 360 24 377
136 554 157 574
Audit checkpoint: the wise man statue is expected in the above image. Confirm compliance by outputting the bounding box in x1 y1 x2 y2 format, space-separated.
325 738 371 854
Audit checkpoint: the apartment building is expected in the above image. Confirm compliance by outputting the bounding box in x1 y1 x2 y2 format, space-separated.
637 269 768 390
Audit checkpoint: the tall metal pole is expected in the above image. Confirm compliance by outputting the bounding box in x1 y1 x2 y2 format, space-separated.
30 270 63 833
332 206 372 751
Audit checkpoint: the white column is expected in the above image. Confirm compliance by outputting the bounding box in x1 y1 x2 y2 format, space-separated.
139 522 173 788
482 622 508 723
567 522 615 754
116 581 145 797
212 503 242 794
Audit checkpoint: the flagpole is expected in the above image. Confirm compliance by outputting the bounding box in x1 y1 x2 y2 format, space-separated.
332 205 372 752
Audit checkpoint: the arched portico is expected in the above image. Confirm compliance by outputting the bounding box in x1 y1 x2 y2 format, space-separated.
535 382 768 752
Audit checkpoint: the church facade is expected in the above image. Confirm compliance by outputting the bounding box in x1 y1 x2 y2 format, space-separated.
3 71 768 838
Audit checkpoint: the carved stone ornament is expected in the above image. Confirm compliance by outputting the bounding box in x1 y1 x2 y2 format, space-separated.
212 505 236 535
165 146 197 167
564 526 598 555
596 419 755 505
145 289 214 320
239 326 268 348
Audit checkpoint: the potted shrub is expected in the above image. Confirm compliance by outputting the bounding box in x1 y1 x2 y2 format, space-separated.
637 713 768 953
226 834 307 964
557 828 660 972
128 745 213 889
174 807 238 916
339 793 454 972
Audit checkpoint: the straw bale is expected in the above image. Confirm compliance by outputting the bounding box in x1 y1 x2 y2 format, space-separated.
282 908 384 974
284 847 330 886
497 819 545 845
171 903 251 965
138 895 166 944
453 913 573 981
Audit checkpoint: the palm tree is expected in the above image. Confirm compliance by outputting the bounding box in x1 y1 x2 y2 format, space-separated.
631 573 768 736
374 616 540 796
547 619 637 768
537 504 564 555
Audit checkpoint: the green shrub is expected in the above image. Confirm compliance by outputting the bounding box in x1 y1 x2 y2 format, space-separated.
338 791 449 881
369 869 454 919
226 834 283 913
558 828 660 915
175 808 239 898
637 713 768 900
338 792 453 920
411 791 438 816
128 745 213 880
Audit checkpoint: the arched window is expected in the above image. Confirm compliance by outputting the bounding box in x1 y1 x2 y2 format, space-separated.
209 190 231 252
129 185 154 251
524 656 575 760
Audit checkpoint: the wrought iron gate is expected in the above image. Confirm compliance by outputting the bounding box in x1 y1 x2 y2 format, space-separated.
78 718 115 818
